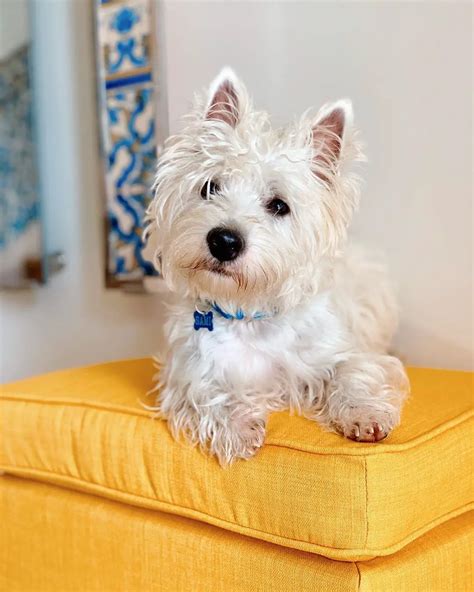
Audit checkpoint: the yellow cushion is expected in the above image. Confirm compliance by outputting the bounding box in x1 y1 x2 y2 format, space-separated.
1 359 472 561
1 475 472 592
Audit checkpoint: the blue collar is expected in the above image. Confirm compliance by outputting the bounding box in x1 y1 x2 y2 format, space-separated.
210 302 271 321
193 301 274 331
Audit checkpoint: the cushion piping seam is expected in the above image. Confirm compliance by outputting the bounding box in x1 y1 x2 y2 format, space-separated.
355 562 362 592
1 395 472 457
0 463 472 557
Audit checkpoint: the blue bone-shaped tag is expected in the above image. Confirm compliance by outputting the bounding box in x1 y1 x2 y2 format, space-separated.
194 310 214 331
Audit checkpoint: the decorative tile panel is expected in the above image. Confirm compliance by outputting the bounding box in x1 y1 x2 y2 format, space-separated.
95 0 158 285
0 44 41 286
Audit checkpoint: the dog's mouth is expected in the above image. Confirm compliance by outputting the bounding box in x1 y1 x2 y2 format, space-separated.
183 258 249 290
185 258 231 276
208 263 232 277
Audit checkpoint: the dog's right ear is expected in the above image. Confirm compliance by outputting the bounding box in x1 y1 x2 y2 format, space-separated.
205 67 244 128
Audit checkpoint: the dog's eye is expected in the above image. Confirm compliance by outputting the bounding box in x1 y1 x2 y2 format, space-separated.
200 180 220 199
266 197 290 217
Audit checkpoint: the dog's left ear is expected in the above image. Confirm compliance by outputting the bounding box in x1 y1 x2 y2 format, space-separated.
205 67 244 128
311 100 353 180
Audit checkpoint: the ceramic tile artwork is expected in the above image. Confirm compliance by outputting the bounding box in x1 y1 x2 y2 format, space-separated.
0 44 41 285
96 0 158 284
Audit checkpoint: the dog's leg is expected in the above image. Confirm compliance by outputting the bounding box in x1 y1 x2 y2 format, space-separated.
315 353 409 442
158 379 268 465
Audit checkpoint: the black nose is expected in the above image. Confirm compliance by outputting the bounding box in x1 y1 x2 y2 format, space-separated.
206 227 244 262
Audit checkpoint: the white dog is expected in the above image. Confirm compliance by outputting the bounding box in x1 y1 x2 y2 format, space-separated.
145 68 409 465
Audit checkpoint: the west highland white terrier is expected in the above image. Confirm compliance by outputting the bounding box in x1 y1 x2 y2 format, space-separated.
145 68 409 465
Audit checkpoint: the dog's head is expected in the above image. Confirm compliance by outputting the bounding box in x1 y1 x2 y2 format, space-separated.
146 68 363 310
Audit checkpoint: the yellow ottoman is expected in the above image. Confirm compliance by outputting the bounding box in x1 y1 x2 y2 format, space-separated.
1 360 473 591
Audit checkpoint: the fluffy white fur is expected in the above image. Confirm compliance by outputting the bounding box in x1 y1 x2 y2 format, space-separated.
145 67 409 465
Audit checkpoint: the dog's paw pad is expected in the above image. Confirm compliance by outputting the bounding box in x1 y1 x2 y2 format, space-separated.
346 421 388 443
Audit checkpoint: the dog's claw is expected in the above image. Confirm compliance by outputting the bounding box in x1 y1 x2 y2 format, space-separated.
372 423 387 442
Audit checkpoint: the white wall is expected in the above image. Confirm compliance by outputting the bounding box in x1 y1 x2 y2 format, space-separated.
0 1 472 382
161 0 473 371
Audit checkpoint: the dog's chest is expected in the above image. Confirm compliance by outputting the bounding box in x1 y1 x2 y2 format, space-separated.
196 319 291 387
170 296 345 390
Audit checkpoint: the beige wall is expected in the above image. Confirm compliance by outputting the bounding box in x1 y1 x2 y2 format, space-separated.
0 0 29 60
1 1 472 382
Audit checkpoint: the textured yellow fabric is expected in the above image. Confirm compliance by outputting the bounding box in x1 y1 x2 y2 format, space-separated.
357 511 473 592
0 475 472 592
1 359 472 561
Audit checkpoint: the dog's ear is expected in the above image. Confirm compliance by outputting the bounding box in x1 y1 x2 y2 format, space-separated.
205 67 243 128
311 100 353 180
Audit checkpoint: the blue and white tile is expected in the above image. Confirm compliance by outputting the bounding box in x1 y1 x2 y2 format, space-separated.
95 0 158 282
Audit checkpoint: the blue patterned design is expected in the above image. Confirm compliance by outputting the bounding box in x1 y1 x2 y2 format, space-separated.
105 71 151 90
0 45 40 250
104 87 157 277
112 7 139 33
107 38 147 74
96 0 158 282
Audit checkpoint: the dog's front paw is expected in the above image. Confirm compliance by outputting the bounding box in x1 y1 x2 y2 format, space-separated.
210 418 266 466
323 354 409 444
164 401 266 466
336 406 398 443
